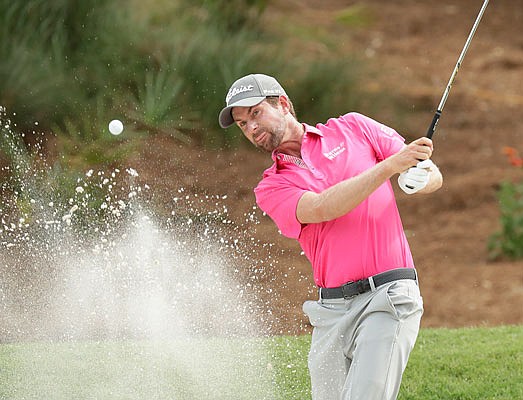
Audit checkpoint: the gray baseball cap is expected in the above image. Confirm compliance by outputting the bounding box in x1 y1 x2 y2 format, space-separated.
218 74 287 128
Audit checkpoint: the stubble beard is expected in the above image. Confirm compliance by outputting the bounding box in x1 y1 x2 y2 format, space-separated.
257 120 286 153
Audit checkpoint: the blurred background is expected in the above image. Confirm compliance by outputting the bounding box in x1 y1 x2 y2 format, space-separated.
1 0 522 337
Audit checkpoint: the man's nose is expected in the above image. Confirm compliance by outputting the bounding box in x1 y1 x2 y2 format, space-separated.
248 120 258 135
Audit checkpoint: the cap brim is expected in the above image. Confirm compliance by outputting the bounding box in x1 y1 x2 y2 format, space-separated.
218 96 266 128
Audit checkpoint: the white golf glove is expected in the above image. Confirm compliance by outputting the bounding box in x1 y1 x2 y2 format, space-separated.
398 159 435 194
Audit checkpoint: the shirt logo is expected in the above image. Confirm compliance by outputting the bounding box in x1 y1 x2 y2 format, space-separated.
324 142 346 160
226 84 254 104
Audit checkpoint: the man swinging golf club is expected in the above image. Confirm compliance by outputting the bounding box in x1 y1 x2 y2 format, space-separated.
218 2 492 396
219 73 442 399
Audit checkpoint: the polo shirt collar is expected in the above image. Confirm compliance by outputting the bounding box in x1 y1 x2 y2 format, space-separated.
303 123 323 137
271 123 323 161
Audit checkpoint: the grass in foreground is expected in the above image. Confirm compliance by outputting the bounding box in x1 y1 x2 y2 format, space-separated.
399 325 523 400
0 326 521 399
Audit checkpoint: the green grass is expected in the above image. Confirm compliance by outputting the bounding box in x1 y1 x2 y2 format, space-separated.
0 338 277 400
0 326 521 400
399 326 523 400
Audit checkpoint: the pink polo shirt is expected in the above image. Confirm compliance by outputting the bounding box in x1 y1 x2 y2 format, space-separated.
254 112 415 288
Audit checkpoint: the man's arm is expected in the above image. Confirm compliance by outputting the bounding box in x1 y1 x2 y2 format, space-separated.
296 137 437 224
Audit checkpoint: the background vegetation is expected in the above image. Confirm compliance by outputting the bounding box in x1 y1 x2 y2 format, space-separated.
0 0 373 153
489 147 523 260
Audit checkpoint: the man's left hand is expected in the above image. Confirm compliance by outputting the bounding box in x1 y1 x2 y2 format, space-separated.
398 160 435 194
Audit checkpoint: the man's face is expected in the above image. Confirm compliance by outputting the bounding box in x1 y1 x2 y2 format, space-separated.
231 98 286 153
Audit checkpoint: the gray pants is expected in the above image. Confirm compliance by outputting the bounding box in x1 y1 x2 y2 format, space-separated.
303 279 423 400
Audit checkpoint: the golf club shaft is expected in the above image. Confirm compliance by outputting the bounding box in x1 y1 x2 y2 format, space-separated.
426 0 489 139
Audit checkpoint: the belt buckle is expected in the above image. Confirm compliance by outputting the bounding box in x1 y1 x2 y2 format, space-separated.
354 279 368 295
342 279 368 299
341 281 355 299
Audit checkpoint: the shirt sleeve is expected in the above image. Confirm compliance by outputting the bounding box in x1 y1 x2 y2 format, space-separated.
254 176 307 239
343 113 405 160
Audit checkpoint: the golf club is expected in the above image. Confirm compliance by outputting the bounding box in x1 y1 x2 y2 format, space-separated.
426 0 490 139
404 0 489 190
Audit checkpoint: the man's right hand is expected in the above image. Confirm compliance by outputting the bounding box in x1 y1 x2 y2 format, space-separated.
390 137 433 174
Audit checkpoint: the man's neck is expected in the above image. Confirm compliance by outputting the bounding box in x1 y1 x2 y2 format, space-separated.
276 120 305 158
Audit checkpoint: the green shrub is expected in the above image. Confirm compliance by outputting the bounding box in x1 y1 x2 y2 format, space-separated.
489 181 523 260
488 147 523 260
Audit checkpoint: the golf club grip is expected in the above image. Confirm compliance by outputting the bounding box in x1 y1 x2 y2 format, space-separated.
405 112 442 190
426 110 442 139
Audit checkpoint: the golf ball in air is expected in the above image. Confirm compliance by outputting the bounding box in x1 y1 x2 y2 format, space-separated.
109 119 124 135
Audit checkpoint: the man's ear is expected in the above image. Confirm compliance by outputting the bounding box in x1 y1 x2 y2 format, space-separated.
278 95 291 114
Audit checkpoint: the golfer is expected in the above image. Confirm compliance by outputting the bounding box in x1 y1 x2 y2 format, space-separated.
219 74 442 400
